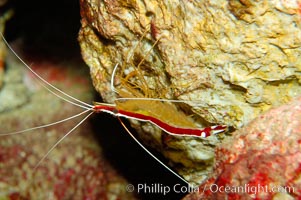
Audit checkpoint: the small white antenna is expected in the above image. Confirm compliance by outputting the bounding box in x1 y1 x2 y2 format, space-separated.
0 109 92 136
33 111 93 170
117 117 195 188
0 33 93 110
110 63 119 94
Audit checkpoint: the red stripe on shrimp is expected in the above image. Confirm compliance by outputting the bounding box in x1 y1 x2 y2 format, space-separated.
93 104 227 138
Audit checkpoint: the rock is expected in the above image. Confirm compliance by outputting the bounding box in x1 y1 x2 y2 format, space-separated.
0 9 13 88
183 96 301 199
78 0 301 184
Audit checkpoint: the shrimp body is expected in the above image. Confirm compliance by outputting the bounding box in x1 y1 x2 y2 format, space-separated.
93 100 226 137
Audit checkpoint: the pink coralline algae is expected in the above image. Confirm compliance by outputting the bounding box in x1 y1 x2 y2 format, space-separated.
183 96 301 200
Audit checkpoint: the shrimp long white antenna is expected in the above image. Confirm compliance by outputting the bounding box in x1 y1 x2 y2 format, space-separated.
36 79 93 110
33 111 94 171
0 109 92 136
0 33 93 110
116 97 203 105
110 63 119 94
117 117 195 188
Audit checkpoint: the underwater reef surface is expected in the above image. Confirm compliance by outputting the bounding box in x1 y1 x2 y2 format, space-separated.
0 42 135 200
78 0 301 184
183 96 301 199
0 10 12 88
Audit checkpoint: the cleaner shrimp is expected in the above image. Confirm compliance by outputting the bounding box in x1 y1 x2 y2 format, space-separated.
0 24 226 198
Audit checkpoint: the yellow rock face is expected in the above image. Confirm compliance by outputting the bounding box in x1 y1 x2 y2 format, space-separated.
79 0 301 184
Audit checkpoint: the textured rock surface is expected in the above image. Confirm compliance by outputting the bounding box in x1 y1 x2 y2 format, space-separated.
79 0 301 184
0 30 4 88
0 43 136 200
0 9 13 88
183 96 301 199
